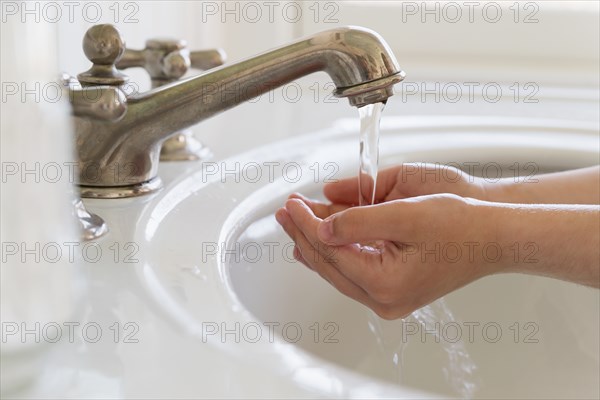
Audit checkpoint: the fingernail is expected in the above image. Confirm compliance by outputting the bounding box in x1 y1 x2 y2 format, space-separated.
318 217 334 243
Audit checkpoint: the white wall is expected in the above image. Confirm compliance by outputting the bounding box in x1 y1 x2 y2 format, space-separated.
20 1 597 87
300 1 600 85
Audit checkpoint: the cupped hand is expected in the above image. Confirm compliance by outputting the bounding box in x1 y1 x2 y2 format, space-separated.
275 192 499 320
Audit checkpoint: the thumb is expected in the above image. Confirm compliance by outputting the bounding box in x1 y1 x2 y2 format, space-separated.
317 201 410 246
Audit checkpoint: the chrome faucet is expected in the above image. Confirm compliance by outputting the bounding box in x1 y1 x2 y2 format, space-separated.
66 24 405 198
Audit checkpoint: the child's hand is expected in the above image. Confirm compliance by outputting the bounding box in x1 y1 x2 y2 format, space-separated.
323 163 488 206
275 193 497 320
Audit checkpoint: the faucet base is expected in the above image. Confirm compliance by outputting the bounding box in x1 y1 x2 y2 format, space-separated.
79 178 163 199
159 130 212 162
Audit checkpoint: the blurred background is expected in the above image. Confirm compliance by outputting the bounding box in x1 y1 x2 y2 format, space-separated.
3 1 598 156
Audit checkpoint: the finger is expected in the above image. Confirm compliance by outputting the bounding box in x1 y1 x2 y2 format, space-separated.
277 203 377 307
324 166 403 205
276 207 301 244
277 211 313 271
295 237 381 312
288 193 349 219
387 163 464 200
316 200 416 246
292 245 312 270
285 199 384 289
284 200 417 315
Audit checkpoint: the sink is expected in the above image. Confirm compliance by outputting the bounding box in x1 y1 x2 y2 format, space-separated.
136 115 599 398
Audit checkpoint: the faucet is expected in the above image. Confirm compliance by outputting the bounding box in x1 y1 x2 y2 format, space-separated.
67 24 405 198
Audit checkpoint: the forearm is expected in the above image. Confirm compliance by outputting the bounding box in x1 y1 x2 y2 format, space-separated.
483 166 600 205
485 202 600 287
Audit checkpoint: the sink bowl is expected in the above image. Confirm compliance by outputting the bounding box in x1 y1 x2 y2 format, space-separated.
137 115 599 398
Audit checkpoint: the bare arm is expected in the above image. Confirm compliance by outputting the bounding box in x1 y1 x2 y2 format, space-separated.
490 202 600 287
486 166 600 205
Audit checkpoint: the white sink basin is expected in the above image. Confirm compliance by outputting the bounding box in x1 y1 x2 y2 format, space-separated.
136 115 599 398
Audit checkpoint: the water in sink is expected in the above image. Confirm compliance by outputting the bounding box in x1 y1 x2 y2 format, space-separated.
366 299 478 397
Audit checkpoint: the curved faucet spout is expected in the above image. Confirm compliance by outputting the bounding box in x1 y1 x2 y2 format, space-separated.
73 25 404 196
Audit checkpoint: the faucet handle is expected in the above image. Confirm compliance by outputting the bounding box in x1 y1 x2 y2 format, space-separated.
115 38 226 162
78 24 129 86
189 48 227 71
116 38 226 84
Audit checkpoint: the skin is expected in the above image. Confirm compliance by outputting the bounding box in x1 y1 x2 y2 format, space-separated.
275 164 600 320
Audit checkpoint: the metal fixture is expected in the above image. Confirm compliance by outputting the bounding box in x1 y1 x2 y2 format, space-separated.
67 24 405 198
116 38 226 161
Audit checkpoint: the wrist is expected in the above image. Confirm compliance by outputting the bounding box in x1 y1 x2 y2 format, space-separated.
480 179 519 203
470 200 518 276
